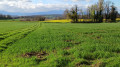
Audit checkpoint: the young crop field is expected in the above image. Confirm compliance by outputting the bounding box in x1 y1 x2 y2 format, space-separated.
1 21 120 67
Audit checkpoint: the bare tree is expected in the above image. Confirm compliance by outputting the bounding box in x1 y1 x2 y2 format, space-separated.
65 5 79 23
110 3 118 22
104 1 111 22
98 0 104 22
64 9 69 19
63 0 118 23
80 9 83 22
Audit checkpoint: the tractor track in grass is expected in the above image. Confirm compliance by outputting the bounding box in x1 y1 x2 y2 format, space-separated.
0 23 41 52
0 23 40 41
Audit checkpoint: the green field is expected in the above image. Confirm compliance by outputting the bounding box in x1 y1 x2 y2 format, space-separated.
0 21 120 67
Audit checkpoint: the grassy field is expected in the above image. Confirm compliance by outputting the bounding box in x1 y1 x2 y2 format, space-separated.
0 22 38 33
0 21 120 67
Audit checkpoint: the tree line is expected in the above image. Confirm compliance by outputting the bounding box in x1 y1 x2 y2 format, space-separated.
64 0 118 23
20 16 46 21
0 14 12 20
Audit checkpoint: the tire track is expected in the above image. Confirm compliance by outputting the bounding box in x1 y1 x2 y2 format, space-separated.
0 23 41 52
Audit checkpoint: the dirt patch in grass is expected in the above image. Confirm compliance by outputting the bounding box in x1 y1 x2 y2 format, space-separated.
52 50 57 53
22 51 48 59
63 40 83 51
22 51 48 64
64 40 83 45
90 36 102 40
84 31 107 36
91 62 103 67
64 40 73 42
84 32 94 35
76 60 93 67
64 47 71 50
96 36 101 39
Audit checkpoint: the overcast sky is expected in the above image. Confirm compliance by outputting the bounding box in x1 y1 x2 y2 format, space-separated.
0 0 119 13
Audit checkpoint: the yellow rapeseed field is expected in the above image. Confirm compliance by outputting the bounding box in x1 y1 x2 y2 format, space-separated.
40 18 120 23
44 19 71 23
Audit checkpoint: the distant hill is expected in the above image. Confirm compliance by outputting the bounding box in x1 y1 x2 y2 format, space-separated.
0 10 64 16
41 14 63 19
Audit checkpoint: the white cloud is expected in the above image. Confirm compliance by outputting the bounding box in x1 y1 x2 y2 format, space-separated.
65 0 93 2
0 0 90 13
0 0 119 14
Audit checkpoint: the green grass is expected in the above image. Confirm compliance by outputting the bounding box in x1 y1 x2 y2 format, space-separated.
0 21 120 67
0 22 39 33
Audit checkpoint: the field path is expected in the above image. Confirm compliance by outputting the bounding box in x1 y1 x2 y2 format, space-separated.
0 22 41 52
